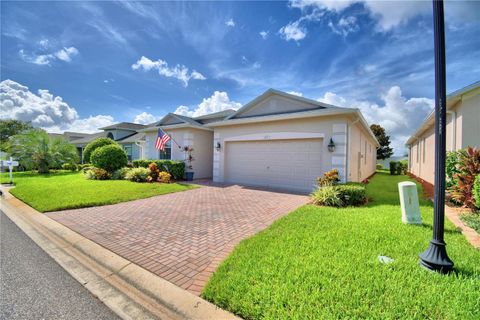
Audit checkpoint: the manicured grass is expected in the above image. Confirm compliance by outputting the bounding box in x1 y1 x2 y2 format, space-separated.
461 213 480 233
203 172 480 319
1 171 196 212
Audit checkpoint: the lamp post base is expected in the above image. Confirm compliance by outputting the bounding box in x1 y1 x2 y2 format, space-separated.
419 239 454 273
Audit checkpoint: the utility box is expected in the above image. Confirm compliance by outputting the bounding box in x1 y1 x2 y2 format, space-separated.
398 181 422 224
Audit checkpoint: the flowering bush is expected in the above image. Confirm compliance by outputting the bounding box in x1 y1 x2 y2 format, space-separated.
85 167 111 180
317 169 340 187
158 171 171 183
147 162 160 182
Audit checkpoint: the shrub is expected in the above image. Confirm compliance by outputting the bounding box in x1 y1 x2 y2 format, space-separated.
112 167 131 180
147 162 160 182
91 145 128 173
389 161 397 175
125 167 149 182
472 174 480 211
62 163 78 171
132 160 185 180
78 163 90 170
311 185 342 207
446 151 461 188
376 163 384 170
85 167 111 180
83 137 117 163
398 160 408 174
311 184 367 207
317 169 340 187
158 171 171 183
81 165 93 173
337 184 367 206
449 147 480 210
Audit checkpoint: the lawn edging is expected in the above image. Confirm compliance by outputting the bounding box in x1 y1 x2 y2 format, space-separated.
445 205 480 249
0 186 240 320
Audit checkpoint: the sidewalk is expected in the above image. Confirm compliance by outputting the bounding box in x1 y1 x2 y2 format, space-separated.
0 186 240 320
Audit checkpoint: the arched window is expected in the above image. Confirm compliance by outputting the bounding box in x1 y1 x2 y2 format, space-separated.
107 132 114 140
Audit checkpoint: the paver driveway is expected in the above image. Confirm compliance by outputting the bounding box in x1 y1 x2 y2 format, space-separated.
46 183 309 295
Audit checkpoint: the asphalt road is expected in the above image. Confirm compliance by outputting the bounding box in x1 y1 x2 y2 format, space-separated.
0 211 119 320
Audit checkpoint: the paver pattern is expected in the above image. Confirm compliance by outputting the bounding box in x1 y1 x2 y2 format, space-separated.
46 183 309 295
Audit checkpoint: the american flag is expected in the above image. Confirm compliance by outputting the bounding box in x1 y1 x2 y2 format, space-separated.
155 128 171 151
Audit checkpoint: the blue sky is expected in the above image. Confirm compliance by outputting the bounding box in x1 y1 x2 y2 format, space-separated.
1 1 479 154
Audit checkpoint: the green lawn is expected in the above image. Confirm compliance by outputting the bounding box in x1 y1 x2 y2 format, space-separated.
1 171 195 212
202 172 480 319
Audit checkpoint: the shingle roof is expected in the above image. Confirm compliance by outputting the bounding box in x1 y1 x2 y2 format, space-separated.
99 122 147 131
193 109 236 120
117 132 145 143
70 131 109 144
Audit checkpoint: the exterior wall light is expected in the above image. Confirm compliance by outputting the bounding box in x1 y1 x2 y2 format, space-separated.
327 138 335 153
215 142 221 151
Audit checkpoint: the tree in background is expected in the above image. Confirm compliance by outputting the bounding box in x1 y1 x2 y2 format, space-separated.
8 129 79 173
0 119 33 152
370 124 394 160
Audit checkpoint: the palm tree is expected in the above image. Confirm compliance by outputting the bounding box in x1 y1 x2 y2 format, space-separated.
8 129 79 173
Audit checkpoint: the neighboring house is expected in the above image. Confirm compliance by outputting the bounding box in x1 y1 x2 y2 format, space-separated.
56 123 147 162
141 89 378 192
406 81 480 185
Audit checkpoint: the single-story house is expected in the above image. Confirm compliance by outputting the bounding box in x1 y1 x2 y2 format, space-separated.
140 89 379 192
64 123 147 162
406 81 480 185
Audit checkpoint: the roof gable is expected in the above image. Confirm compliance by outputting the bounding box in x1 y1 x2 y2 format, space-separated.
227 89 333 120
157 113 188 126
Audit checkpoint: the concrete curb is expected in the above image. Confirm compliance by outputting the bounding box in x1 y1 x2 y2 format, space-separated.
0 187 240 320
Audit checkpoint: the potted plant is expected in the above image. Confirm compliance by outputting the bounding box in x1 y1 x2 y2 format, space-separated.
183 146 195 181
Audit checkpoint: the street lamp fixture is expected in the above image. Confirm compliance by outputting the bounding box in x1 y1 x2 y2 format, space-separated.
419 0 454 273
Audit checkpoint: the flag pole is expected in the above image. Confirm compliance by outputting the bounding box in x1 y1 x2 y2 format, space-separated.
159 127 183 149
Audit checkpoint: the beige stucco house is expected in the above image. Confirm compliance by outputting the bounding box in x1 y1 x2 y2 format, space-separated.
406 81 480 185
139 89 378 193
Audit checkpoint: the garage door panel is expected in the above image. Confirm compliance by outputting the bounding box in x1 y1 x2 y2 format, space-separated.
225 139 323 192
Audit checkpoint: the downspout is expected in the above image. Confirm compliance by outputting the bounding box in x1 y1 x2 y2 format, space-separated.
446 110 456 151
135 140 144 160
346 117 360 183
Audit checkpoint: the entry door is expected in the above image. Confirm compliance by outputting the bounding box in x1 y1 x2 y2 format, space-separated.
224 139 323 192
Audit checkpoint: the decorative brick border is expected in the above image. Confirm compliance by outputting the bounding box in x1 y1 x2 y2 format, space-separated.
408 172 479 249
444 206 480 249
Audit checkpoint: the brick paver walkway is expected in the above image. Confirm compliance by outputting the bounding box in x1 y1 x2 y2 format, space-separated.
46 184 309 295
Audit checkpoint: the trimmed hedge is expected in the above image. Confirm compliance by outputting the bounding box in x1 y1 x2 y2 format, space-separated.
133 160 185 180
91 145 128 173
83 137 117 163
390 160 407 175
311 184 367 207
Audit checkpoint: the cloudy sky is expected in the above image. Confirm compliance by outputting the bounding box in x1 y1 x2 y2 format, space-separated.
1 1 479 155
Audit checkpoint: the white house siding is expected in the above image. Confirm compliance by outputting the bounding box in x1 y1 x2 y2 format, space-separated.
144 128 213 179
212 115 354 189
348 121 377 182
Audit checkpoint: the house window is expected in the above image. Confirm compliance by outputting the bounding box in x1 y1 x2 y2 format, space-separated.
124 145 132 161
107 132 114 140
159 140 171 159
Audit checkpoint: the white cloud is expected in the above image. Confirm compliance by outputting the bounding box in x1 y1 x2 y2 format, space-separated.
132 56 206 87
328 16 359 36
174 91 241 117
318 86 434 155
290 0 356 12
0 79 115 134
225 18 235 27
54 47 79 62
19 46 79 65
279 21 307 41
287 91 303 96
133 112 158 125
259 30 269 39
56 115 116 133
289 0 431 31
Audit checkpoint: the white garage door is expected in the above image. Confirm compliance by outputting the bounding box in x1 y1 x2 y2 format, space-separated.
224 139 323 192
